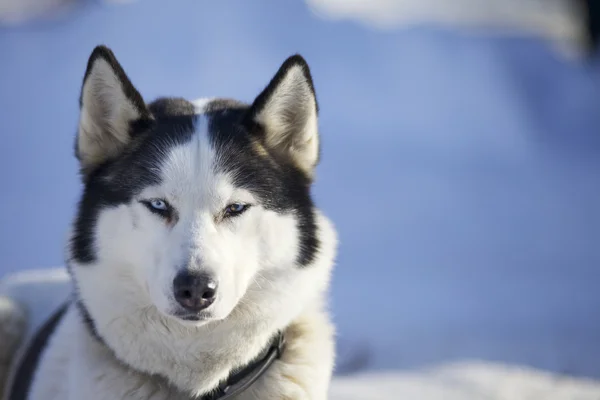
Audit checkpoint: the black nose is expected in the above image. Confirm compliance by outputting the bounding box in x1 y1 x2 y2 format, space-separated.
173 270 218 312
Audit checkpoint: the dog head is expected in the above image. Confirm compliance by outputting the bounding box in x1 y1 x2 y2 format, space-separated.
67 46 333 329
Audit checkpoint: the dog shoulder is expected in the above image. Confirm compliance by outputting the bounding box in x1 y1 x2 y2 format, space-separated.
240 303 335 400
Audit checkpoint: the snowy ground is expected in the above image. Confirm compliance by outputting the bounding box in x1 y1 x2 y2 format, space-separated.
329 366 600 399
1 1 599 398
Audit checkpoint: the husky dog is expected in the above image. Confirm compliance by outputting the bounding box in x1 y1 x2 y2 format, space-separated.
1 45 338 400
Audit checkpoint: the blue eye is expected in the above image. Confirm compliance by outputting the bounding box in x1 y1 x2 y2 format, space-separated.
149 199 168 210
224 203 249 217
141 198 172 218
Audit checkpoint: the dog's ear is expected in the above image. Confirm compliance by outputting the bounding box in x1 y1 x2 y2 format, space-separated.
76 45 153 176
245 55 319 178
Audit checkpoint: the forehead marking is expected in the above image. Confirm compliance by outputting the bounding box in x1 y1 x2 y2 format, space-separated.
159 114 219 202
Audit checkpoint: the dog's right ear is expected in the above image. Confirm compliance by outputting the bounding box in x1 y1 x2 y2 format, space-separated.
76 45 153 176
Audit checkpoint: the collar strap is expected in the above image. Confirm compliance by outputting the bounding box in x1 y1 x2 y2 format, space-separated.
202 332 286 400
8 301 70 400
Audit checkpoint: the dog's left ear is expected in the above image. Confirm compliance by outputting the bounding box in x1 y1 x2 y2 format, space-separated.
245 55 319 178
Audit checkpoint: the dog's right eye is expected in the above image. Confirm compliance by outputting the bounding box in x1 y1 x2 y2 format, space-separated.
140 199 172 218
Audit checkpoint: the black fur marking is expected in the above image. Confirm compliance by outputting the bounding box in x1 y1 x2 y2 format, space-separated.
148 96 196 116
203 98 247 113
76 298 103 342
206 102 320 267
70 98 197 264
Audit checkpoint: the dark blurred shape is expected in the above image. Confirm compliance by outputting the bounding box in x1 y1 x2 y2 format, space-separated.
582 0 600 53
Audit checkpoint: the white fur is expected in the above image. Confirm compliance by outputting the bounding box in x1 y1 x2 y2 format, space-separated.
15 107 337 399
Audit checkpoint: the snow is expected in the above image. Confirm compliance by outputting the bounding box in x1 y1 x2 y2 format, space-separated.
1 1 600 398
306 0 585 53
330 365 600 399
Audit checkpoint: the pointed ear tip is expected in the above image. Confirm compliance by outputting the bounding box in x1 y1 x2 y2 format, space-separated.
282 54 312 74
286 53 308 65
280 54 317 94
84 45 118 79
79 44 148 116
91 44 112 55
88 45 115 65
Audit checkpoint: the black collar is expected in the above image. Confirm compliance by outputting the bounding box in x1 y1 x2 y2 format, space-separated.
8 301 286 400
201 332 285 400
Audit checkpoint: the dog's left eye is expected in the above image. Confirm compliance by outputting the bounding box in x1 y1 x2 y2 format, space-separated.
224 203 250 217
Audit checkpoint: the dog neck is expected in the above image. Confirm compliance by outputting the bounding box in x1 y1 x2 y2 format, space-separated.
75 298 285 399
74 283 291 397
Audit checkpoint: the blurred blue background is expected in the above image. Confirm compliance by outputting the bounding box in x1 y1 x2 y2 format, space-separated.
1 0 599 387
